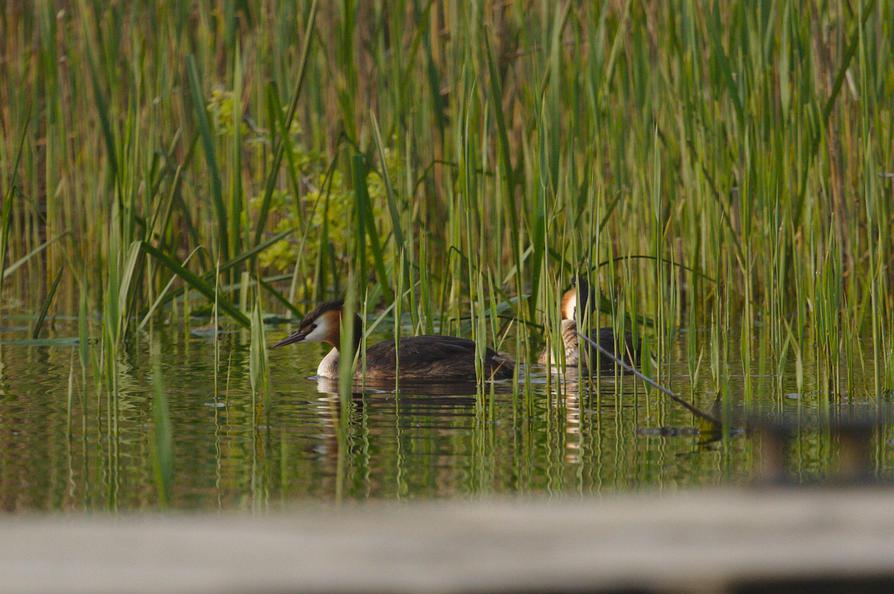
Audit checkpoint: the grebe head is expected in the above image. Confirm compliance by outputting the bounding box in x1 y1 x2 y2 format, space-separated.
271 300 360 349
560 279 593 321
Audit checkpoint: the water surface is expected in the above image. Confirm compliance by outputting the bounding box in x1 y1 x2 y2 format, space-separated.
0 317 887 511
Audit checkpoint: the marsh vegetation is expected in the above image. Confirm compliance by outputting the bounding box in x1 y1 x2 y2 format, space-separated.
0 1 892 509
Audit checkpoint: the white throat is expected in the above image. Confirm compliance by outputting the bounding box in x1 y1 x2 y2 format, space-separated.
316 347 340 378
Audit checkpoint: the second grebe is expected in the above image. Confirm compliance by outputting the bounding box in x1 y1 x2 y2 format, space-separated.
538 281 638 372
272 301 514 382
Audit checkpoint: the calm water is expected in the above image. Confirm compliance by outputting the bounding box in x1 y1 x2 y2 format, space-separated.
0 315 888 511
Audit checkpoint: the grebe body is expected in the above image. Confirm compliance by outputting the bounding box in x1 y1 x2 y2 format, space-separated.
539 282 638 372
272 301 513 382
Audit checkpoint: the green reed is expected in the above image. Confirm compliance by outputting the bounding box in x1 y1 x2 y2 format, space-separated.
150 343 173 507
0 1 891 423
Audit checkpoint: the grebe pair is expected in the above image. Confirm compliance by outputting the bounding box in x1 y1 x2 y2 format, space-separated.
273 283 636 381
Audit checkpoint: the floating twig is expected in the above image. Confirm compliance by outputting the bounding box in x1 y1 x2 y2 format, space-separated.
577 332 721 427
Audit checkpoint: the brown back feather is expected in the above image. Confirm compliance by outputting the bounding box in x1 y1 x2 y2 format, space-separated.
362 335 512 381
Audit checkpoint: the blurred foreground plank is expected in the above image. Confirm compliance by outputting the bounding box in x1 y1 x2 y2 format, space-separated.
3 489 894 594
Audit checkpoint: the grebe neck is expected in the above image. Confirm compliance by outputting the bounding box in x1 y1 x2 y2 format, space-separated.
560 319 579 349
317 314 363 378
317 347 341 378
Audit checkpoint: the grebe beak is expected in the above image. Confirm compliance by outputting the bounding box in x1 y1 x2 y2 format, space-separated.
272 325 313 348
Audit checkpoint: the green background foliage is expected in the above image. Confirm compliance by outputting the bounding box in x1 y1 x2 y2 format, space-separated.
1 0 892 396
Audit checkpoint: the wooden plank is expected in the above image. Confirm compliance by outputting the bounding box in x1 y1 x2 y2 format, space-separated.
2 489 894 593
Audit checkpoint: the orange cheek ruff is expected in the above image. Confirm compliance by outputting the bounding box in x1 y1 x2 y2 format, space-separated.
561 289 577 320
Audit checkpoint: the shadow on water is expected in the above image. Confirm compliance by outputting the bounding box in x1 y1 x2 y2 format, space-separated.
314 375 488 402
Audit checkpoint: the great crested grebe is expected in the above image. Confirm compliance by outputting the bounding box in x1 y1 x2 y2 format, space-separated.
272 301 514 382
538 281 638 372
